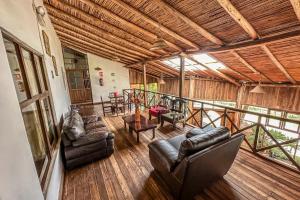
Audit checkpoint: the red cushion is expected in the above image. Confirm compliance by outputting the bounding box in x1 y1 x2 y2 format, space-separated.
149 106 169 117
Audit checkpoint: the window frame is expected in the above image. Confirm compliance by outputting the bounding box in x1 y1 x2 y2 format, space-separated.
3 33 59 191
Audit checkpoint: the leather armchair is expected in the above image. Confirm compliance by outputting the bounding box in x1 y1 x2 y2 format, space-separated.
148 127 244 200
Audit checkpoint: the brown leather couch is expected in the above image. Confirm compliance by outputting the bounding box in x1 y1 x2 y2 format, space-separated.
148 126 244 200
61 110 114 169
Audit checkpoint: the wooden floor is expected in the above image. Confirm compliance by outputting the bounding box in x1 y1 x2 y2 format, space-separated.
63 105 300 200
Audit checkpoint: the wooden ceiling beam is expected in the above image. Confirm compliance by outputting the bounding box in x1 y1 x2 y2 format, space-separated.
57 35 135 62
151 62 180 76
48 14 149 59
61 41 131 65
45 3 159 57
208 53 254 82
184 54 241 86
147 62 177 77
77 0 181 52
127 30 300 66
51 21 144 60
230 50 273 82
290 0 300 22
53 23 142 60
261 45 296 84
154 0 224 46
216 0 258 40
109 0 198 50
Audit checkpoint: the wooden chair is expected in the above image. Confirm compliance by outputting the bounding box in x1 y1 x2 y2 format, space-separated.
160 98 187 129
101 96 113 117
149 95 172 123
110 96 125 116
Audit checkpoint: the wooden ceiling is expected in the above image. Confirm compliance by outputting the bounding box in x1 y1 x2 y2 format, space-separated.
44 0 300 84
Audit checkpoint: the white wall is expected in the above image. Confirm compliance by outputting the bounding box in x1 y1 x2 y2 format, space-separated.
87 53 130 102
0 0 70 199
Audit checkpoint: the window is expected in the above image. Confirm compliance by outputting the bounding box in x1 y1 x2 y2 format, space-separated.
4 36 57 189
285 113 300 132
243 105 268 123
268 110 283 128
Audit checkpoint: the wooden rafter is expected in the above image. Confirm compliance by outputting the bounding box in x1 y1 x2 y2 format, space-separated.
230 50 273 82
51 19 147 60
48 15 149 59
154 0 224 46
261 45 296 84
208 53 254 82
45 5 158 58
127 30 300 66
216 0 258 40
76 0 181 52
290 0 300 22
109 0 198 50
184 54 241 86
56 31 140 62
58 34 132 62
60 38 134 63
61 41 130 65
148 62 178 77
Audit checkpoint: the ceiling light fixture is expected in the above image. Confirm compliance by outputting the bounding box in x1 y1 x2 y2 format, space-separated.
250 73 265 94
158 73 166 84
150 23 168 51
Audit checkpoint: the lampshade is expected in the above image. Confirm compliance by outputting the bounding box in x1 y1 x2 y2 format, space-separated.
150 37 168 51
250 85 265 94
158 74 166 84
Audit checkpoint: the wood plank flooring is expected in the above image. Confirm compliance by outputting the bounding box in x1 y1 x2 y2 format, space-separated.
63 105 300 200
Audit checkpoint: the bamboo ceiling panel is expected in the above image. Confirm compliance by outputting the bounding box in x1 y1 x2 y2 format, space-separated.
161 0 250 44
236 47 289 82
212 52 265 82
230 0 300 37
266 37 300 81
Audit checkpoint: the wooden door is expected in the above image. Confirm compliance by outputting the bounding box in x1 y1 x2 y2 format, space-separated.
66 69 92 104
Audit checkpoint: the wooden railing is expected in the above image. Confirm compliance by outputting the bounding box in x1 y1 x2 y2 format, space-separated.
123 88 300 173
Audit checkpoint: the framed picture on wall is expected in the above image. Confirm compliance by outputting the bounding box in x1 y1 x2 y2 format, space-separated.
42 30 51 56
52 56 59 76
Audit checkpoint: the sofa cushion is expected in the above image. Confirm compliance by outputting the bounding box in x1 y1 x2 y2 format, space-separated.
167 134 187 150
177 127 230 162
82 115 101 124
85 121 107 131
186 125 214 138
148 139 179 172
72 131 109 147
63 112 86 141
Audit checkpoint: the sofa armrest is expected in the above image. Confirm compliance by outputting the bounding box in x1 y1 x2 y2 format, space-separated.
148 140 179 172
72 131 108 147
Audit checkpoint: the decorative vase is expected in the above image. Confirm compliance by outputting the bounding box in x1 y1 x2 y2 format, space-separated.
135 105 141 122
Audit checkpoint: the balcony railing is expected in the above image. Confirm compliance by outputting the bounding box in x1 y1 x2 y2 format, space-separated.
123 88 300 173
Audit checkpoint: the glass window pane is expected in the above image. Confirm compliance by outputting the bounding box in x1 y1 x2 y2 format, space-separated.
34 55 46 92
21 49 39 96
4 38 28 102
22 103 48 176
41 98 56 145
269 110 282 127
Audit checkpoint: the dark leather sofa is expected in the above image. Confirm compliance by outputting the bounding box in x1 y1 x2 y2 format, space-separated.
61 110 114 170
148 126 244 200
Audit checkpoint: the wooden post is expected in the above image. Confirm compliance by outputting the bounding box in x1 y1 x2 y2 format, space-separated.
235 84 246 130
188 76 195 124
143 63 147 107
179 55 185 98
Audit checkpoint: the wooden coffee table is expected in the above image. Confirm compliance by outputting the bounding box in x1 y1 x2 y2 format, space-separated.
122 114 157 143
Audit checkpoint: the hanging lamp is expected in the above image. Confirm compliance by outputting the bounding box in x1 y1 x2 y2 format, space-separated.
158 73 166 84
250 73 265 94
150 23 168 51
